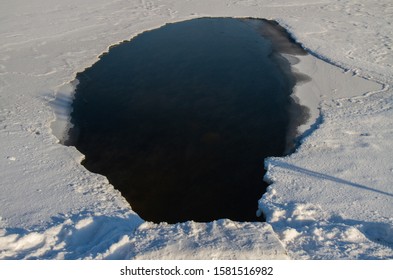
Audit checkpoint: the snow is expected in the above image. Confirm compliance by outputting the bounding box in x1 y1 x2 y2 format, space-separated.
287 53 382 137
1 0 393 259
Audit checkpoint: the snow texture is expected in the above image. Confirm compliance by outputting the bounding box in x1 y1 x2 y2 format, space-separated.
1 0 393 259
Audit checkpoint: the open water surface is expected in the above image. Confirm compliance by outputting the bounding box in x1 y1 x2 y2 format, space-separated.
69 18 302 223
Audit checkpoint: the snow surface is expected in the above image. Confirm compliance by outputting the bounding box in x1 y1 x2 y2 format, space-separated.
1 0 393 259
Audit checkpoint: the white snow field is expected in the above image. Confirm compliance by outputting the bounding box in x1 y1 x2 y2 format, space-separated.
1 0 393 259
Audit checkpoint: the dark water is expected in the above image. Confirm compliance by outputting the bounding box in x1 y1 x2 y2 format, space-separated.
69 18 299 223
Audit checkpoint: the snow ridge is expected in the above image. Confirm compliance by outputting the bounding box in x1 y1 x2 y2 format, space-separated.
0 215 288 260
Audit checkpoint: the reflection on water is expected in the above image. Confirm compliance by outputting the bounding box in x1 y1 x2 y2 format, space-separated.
69 18 299 223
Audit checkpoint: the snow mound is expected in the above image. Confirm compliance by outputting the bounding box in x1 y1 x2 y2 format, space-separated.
0 216 288 260
0 212 143 260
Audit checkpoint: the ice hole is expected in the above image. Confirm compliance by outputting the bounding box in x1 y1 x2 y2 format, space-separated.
66 18 308 223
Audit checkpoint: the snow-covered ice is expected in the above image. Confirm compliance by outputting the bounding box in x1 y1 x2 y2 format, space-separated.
1 0 393 259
